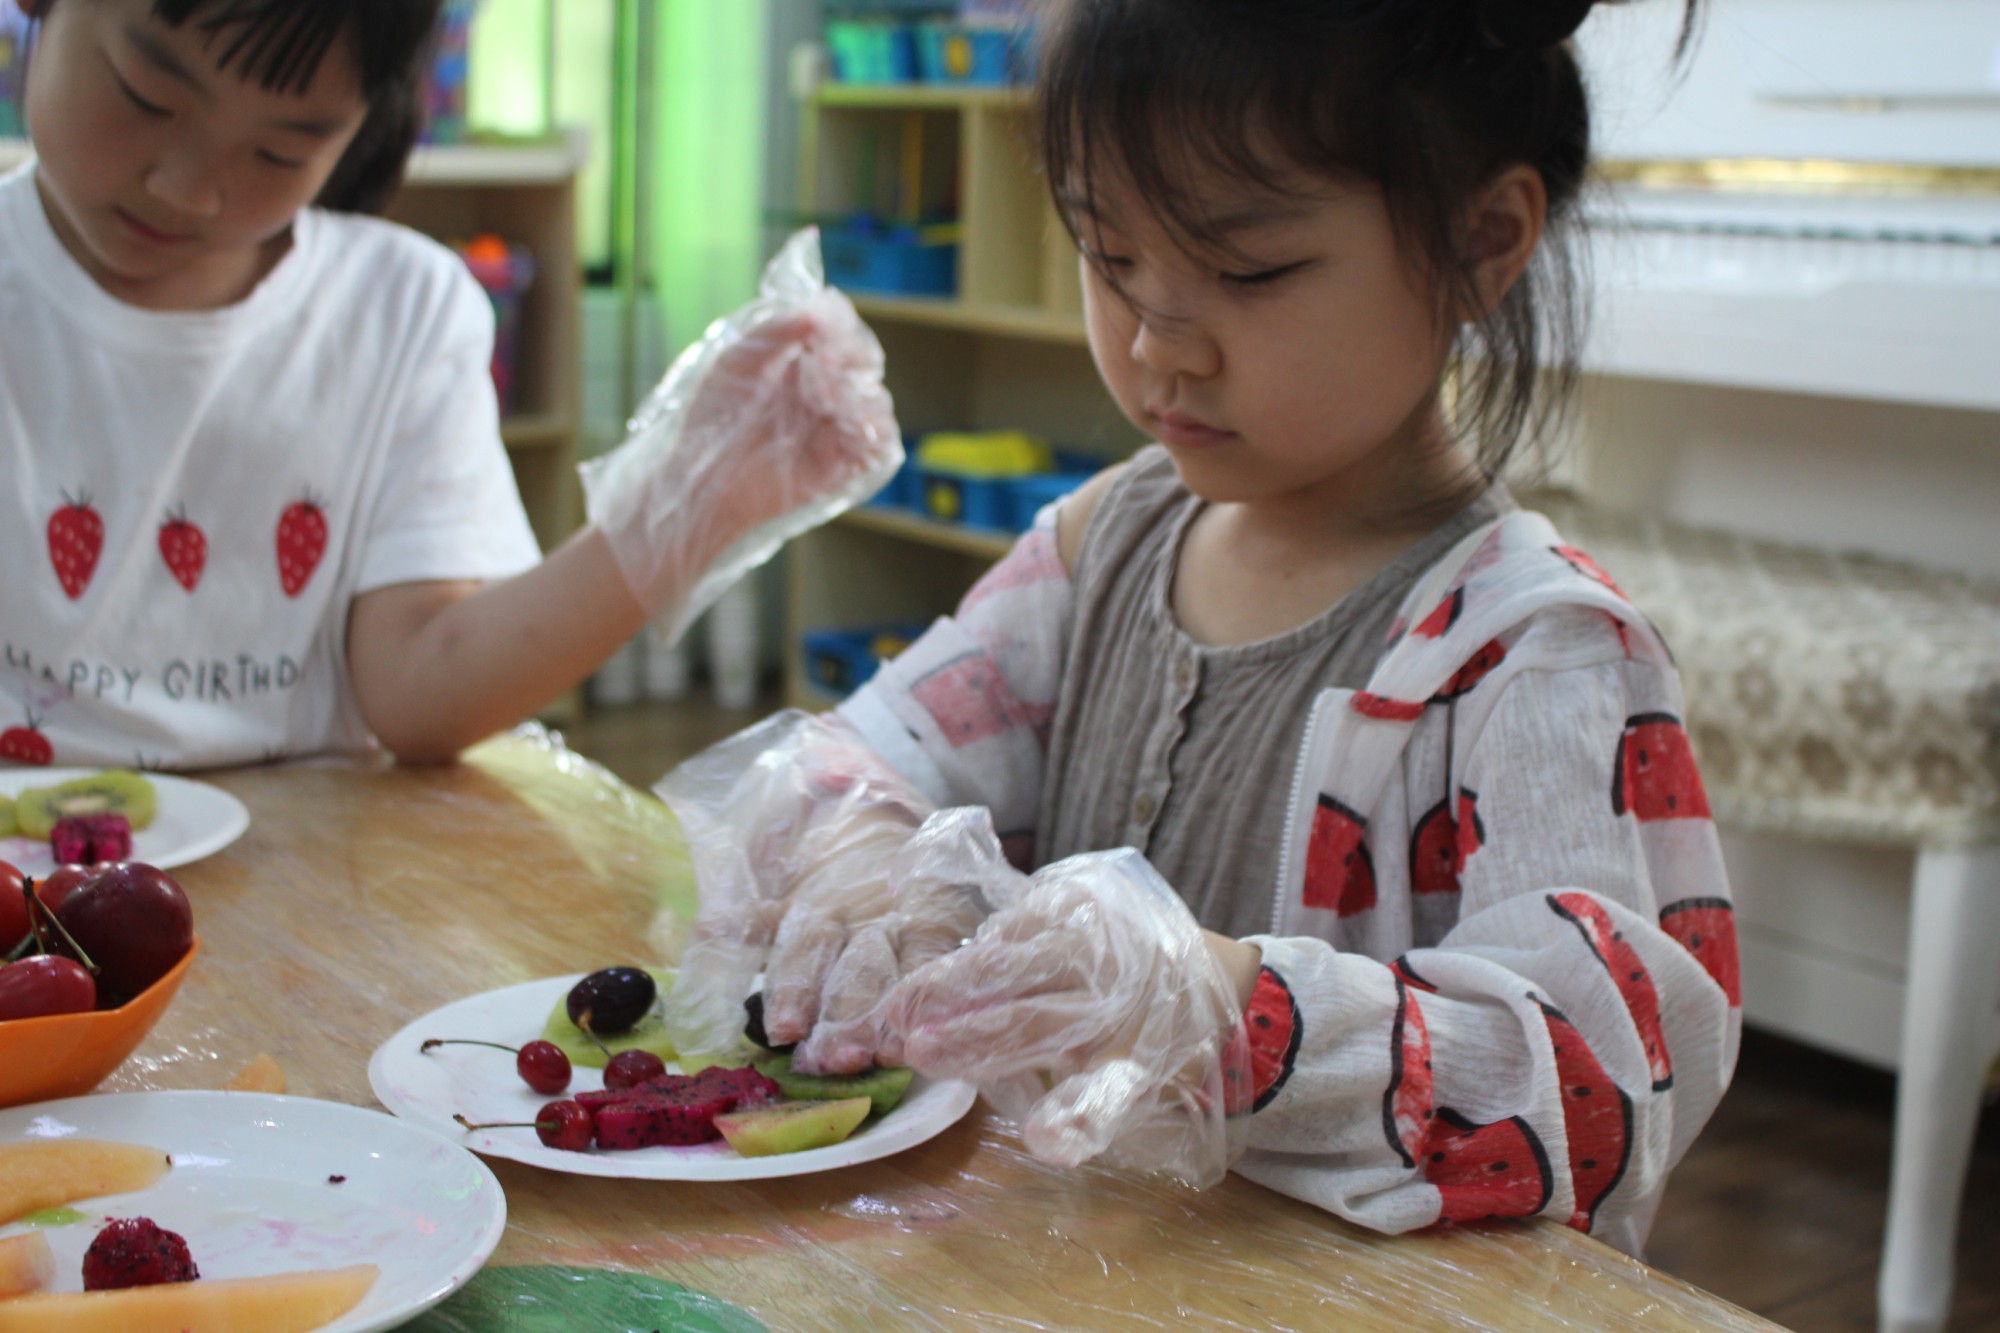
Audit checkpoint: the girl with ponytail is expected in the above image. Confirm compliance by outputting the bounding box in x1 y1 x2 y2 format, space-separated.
664 0 1734 1256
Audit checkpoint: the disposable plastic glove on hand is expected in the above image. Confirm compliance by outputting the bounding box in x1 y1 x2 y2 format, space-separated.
785 806 1021 1076
884 848 1250 1188
581 227 902 642
656 709 933 1058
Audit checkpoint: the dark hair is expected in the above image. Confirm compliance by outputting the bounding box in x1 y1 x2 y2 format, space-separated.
20 0 444 212
1040 0 1700 479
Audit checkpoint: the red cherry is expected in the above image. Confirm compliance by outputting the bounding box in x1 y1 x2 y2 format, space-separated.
515 1040 573 1095
601 1048 667 1092
420 1037 572 1095
0 953 97 1020
454 1100 594 1152
0 862 26 954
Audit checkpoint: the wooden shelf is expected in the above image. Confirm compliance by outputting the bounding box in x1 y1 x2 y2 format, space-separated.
839 506 1017 560
405 133 587 185
812 84 1031 112
852 294 1087 345
0 135 586 182
784 84 1121 708
499 411 574 451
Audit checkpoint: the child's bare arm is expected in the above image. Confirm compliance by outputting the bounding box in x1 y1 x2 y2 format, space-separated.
344 526 648 765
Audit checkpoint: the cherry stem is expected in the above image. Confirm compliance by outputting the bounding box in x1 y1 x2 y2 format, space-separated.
421 1038 520 1055
574 1011 613 1057
453 1113 560 1132
21 879 97 975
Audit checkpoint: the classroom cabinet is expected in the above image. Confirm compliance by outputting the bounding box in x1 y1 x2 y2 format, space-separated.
784 84 1141 708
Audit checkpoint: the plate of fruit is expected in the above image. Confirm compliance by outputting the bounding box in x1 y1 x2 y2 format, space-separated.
0 768 249 877
0 1090 506 1333
368 967 978 1181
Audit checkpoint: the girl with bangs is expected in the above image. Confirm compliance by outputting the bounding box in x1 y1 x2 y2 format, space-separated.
1 0 896 769
661 0 1739 1254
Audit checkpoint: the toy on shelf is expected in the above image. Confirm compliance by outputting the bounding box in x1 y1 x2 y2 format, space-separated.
866 430 1094 534
453 234 536 414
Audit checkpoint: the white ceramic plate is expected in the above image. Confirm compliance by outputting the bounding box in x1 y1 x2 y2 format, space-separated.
369 975 978 1181
0 1091 506 1333
0 767 250 875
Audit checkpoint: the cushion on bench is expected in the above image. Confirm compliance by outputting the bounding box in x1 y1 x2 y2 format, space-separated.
1532 492 2000 850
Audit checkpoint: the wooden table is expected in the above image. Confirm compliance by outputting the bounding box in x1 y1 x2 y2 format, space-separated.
102 734 1786 1332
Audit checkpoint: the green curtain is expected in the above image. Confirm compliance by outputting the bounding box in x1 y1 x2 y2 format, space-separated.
650 0 770 352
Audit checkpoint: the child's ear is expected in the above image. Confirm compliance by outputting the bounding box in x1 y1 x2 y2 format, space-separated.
1459 164 1547 321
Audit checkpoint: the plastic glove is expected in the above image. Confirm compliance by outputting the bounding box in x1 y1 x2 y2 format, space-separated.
884 848 1250 1188
581 228 902 642
783 807 1020 1076
656 710 934 1059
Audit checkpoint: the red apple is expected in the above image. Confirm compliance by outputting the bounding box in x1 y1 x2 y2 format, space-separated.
53 862 194 1005
0 954 97 1020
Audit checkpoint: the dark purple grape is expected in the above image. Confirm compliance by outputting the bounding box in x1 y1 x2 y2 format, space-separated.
742 991 796 1055
565 966 655 1036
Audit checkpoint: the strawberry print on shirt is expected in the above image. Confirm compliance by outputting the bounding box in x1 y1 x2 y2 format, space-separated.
47 493 104 599
276 497 329 597
158 508 207 592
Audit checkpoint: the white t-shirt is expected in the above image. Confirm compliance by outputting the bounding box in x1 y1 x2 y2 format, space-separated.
0 162 543 770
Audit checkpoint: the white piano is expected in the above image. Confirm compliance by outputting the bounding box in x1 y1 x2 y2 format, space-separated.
1575 6 2000 1332
1584 0 2000 416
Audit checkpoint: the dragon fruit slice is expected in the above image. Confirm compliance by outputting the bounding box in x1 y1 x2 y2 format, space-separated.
50 813 133 866
593 1087 739 1149
586 1067 785 1148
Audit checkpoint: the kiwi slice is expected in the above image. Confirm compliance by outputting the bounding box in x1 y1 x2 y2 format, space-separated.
537 966 678 1069
715 1096 872 1157
15 771 157 841
752 1052 915 1117
0 795 16 839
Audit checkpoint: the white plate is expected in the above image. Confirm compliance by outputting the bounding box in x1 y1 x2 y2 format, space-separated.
0 1091 506 1333
0 767 250 876
369 975 977 1181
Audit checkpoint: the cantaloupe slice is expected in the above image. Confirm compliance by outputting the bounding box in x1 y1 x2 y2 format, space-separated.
0 1141 171 1225
0 1231 55 1298
0 1263 378 1332
221 1053 287 1094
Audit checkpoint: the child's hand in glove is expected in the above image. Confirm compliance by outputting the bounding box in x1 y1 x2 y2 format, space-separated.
582 229 901 641
779 807 1021 1076
657 711 931 1059
884 849 1250 1188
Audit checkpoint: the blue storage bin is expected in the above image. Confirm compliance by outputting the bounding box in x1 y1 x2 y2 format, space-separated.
918 469 1012 529
867 447 925 512
823 224 958 298
915 22 1026 85
826 20 920 83
802 624 924 698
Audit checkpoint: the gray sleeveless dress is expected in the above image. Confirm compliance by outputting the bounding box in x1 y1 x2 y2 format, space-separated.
1035 446 1508 938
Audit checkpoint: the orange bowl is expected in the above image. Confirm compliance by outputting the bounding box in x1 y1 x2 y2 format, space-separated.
0 936 199 1108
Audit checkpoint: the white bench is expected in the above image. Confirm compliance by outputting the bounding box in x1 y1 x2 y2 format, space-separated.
1537 491 2000 1333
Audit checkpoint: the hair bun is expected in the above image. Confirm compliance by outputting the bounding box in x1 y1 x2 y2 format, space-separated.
1482 0 1598 50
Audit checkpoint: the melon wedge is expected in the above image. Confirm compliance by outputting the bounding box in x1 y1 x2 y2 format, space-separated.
0 1140 171 1225
0 1263 378 1332
0 1231 55 1298
221 1052 288 1094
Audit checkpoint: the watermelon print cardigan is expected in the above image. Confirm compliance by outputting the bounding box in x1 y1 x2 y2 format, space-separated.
837 503 1741 1257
